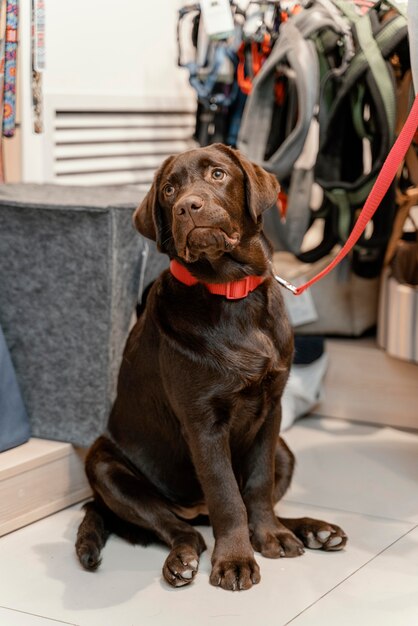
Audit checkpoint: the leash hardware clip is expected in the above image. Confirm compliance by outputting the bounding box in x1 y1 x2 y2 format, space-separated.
273 273 298 295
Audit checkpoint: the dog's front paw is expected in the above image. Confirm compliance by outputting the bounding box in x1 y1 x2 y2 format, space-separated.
163 545 200 587
250 522 305 558
210 554 260 591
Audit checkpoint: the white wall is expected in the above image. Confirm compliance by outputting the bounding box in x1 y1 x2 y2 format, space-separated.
20 0 196 182
42 0 194 103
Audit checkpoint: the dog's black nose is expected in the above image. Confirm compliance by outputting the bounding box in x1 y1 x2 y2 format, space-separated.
175 196 204 216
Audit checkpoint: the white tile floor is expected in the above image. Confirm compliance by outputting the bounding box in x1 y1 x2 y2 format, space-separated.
1 416 418 626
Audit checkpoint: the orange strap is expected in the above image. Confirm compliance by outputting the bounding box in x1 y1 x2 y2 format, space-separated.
237 43 253 95
237 34 271 96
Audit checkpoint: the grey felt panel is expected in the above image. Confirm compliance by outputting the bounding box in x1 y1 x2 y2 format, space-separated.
0 184 158 446
142 240 170 293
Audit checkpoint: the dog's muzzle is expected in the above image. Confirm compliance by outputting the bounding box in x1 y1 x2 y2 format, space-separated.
172 196 240 262
183 227 240 262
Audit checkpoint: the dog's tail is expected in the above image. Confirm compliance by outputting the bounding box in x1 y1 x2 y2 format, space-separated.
76 499 158 571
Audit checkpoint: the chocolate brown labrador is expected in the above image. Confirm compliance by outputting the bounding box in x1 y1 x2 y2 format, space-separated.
75 144 347 591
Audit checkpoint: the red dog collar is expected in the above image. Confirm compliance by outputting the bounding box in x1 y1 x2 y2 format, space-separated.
170 259 265 300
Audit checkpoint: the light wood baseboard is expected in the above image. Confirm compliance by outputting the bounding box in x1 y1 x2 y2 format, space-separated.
318 338 418 429
0 439 91 536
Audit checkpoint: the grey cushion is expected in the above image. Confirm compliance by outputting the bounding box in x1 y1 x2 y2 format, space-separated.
0 184 167 446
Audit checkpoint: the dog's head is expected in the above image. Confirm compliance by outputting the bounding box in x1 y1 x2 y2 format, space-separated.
133 144 279 264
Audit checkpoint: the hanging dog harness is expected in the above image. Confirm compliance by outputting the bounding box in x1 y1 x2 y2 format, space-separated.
277 93 418 295
3 0 18 137
238 0 410 280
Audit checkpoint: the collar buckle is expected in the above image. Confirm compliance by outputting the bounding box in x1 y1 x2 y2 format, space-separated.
225 276 251 299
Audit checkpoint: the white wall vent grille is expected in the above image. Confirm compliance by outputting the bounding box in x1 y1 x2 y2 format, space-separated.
50 108 197 188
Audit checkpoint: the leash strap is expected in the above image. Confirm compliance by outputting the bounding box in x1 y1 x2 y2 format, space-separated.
276 94 418 296
32 0 45 133
3 0 18 137
0 0 7 181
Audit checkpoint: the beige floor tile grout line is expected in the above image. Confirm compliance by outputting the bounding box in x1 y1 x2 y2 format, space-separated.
0 604 79 626
284 524 418 626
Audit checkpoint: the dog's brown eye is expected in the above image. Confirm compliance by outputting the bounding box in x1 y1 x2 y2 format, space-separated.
212 168 225 181
164 184 175 196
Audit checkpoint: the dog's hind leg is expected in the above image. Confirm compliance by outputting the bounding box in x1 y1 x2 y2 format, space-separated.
76 500 111 571
274 438 348 552
276 516 347 551
79 436 206 587
76 498 158 571
273 436 296 503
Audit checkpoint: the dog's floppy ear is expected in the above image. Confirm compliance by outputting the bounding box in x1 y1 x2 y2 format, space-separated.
211 144 280 223
133 156 175 246
133 183 158 241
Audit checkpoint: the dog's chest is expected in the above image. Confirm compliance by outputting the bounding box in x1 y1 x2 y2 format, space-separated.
161 289 287 377
155 283 291 428
211 322 283 386
193 325 284 431
229 349 284 432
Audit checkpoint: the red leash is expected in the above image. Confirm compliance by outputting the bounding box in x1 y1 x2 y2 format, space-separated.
274 94 418 296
